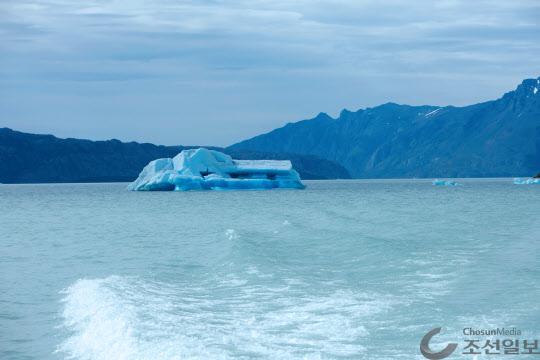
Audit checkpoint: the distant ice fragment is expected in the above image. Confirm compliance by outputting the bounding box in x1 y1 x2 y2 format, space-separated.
513 178 540 185
128 148 305 191
225 229 239 240
432 179 460 186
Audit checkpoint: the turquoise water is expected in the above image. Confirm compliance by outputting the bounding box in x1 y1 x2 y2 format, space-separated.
1 180 539 359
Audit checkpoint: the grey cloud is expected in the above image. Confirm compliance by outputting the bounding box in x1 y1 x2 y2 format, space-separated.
0 0 539 145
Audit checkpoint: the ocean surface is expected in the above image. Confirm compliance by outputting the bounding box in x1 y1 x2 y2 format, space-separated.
1 179 539 360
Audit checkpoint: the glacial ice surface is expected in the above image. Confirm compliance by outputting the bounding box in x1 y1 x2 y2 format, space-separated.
513 178 540 185
128 148 305 191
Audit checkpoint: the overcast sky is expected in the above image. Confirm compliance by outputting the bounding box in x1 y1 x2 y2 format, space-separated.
1 0 539 146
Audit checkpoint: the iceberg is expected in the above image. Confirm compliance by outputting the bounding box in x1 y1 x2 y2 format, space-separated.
513 178 540 185
432 179 460 186
128 148 305 191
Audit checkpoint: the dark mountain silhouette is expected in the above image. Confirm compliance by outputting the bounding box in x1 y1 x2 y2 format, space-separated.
3 77 539 183
230 77 540 178
0 128 349 183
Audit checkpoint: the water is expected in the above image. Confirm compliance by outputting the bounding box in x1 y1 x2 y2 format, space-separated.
1 179 539 360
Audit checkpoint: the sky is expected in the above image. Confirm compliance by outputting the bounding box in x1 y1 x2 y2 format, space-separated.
1 0 539 146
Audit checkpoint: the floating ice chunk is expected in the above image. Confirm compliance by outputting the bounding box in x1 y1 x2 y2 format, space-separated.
513 178 540 185
225 229 239 240
282 220 291 226
432 179 460 186
128 148 305 191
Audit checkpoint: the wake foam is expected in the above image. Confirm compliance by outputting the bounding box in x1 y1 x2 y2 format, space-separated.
58 275 395 359
58 276 139 360
58 276 214 360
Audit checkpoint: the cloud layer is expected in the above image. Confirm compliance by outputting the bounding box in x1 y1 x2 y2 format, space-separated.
1 0 539 145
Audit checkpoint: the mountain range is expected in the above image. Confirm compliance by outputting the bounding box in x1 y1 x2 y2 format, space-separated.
0 128 349 183
231 77 540 178
1 76 539 183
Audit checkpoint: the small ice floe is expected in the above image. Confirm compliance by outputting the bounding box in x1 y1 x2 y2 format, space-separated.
282 220 291 226
432 179 460 186
513 178 540 185
224 229 239 240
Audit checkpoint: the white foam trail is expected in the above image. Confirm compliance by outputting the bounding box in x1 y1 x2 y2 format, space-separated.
58 276 215 360
58 275 396 359
58 276 138 360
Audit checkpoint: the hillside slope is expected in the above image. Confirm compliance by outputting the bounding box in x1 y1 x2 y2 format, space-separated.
0 129 349 183
230 77 540 178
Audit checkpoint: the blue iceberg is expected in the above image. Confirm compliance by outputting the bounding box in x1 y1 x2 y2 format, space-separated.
513 178 540 185
432 179 460 186
128 148 305 191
